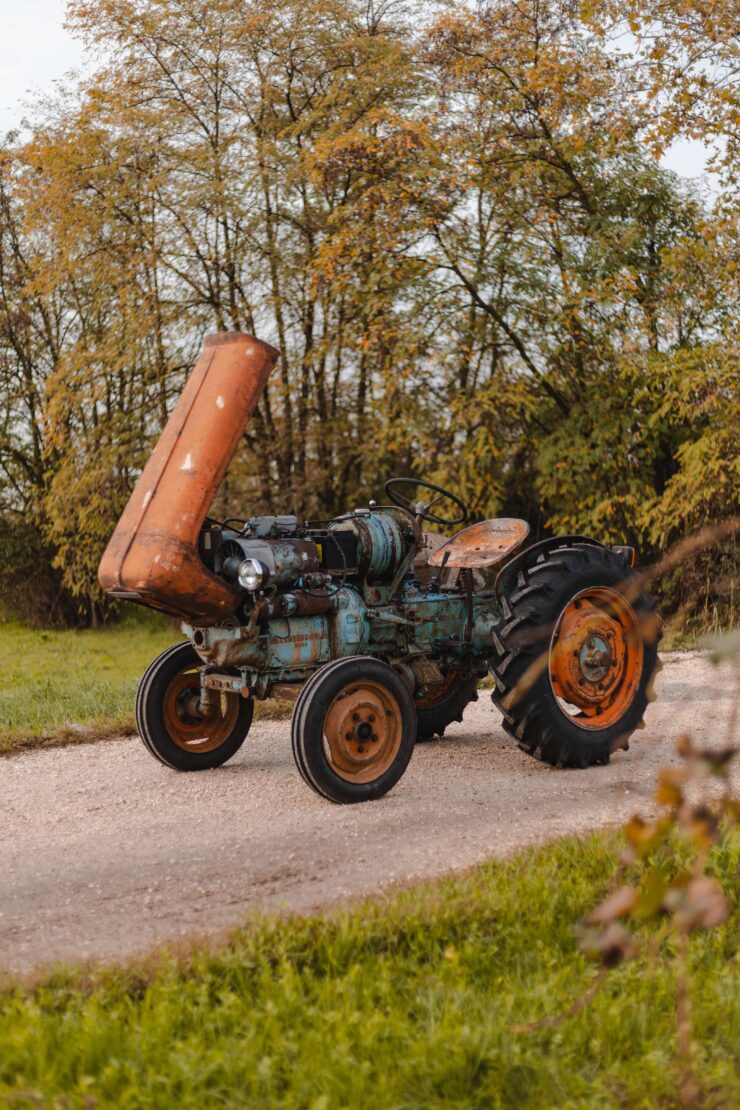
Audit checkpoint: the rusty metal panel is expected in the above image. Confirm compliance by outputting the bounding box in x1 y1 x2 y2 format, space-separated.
98 332 278 622
267 617 332 669
202 672 250 695
427 519 530 570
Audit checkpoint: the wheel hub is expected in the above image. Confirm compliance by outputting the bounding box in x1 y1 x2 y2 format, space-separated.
354 720 375 743
330 695 383 763
579 634 611 684
549 586 644 730
323 682 402 781
164 669 239 752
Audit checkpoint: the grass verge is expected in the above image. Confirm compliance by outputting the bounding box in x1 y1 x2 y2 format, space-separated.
1 831 737 1108
0 612 291 756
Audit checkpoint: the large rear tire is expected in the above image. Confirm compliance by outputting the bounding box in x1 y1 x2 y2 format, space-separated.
491 543 661 768
291 657 416 803
136 642 253 771
415 671 478 742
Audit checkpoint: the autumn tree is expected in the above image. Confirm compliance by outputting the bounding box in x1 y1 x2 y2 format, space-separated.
0 0 736 628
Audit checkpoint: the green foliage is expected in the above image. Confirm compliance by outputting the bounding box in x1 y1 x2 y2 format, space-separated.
0 517 78 627
641 348 739 545
0 831 737 1107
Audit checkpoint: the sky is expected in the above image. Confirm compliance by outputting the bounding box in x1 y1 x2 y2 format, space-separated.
0 0 719 189
0 0 86 133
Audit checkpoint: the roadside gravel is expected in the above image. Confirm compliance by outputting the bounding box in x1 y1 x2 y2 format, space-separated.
1 651 736 975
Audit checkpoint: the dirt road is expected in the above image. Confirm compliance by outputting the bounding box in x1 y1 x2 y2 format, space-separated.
1 651 736 975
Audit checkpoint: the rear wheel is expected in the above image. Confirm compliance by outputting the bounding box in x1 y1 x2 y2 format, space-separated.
136 642 253 771
415 671 478 742
291 657 416 803
491 544 661 767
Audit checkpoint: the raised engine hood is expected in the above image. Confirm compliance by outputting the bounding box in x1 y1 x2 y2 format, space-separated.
98 331 278 623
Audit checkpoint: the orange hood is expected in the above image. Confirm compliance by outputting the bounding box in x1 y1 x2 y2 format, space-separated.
98 331 278 623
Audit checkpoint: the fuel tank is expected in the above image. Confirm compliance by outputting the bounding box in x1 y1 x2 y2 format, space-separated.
98 332 278 622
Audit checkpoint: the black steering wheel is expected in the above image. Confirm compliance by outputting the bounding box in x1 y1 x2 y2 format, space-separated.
384 477 468 527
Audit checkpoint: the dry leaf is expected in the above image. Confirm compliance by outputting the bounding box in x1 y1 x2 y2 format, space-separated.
585 885 639 925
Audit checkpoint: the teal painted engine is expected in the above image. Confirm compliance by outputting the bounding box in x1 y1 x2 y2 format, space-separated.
188 501 498 697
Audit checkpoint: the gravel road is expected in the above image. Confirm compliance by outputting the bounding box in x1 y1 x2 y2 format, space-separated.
1 651 737 975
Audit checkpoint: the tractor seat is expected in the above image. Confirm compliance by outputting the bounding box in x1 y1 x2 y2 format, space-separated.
427 518 530 570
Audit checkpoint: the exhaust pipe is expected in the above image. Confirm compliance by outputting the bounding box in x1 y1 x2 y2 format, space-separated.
98 332 278 623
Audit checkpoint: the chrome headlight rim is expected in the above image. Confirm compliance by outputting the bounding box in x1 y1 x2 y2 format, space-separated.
237 557 270 592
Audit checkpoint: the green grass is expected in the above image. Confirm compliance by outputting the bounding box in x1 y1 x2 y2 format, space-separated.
0 611 179 753
0 611 293 754
1 832 738 1108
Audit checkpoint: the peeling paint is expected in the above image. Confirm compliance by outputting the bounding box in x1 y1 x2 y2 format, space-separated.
428 519 529 570
97 331 278 623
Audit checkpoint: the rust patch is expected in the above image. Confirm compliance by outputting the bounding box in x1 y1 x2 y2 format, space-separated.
255 592 332 621
549 586 644 730
323 679 403 784
428 519 530 570
162 662 239 753
98 332 278 623
272 683 304 699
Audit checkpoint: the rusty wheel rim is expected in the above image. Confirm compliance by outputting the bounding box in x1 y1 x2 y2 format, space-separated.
163 665 239 753
549 587 643 731
323 680 403 784
415 670 460 709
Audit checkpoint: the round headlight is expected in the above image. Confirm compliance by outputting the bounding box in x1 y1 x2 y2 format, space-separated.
237 557 269 592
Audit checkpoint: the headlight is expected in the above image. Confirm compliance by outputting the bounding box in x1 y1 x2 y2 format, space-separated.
237 557 269 591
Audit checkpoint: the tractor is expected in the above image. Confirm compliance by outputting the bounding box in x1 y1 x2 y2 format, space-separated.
99 332 661 803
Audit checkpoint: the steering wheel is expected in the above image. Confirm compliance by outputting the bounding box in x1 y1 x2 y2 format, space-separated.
384 477 468 527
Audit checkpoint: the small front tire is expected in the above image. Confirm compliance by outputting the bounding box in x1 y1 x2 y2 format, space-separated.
291 657 416 803
136 642 253 771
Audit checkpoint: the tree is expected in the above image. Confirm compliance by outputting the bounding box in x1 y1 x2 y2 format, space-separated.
0 0 736 628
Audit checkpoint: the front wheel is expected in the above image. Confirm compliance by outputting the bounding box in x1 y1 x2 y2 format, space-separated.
291 657 417 803
136 642 253 771
491 543 661 768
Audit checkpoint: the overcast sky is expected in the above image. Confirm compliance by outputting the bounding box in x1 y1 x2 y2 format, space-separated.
0 0 718 189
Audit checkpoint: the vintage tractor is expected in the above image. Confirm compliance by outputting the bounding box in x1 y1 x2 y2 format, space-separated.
99 332 661 803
